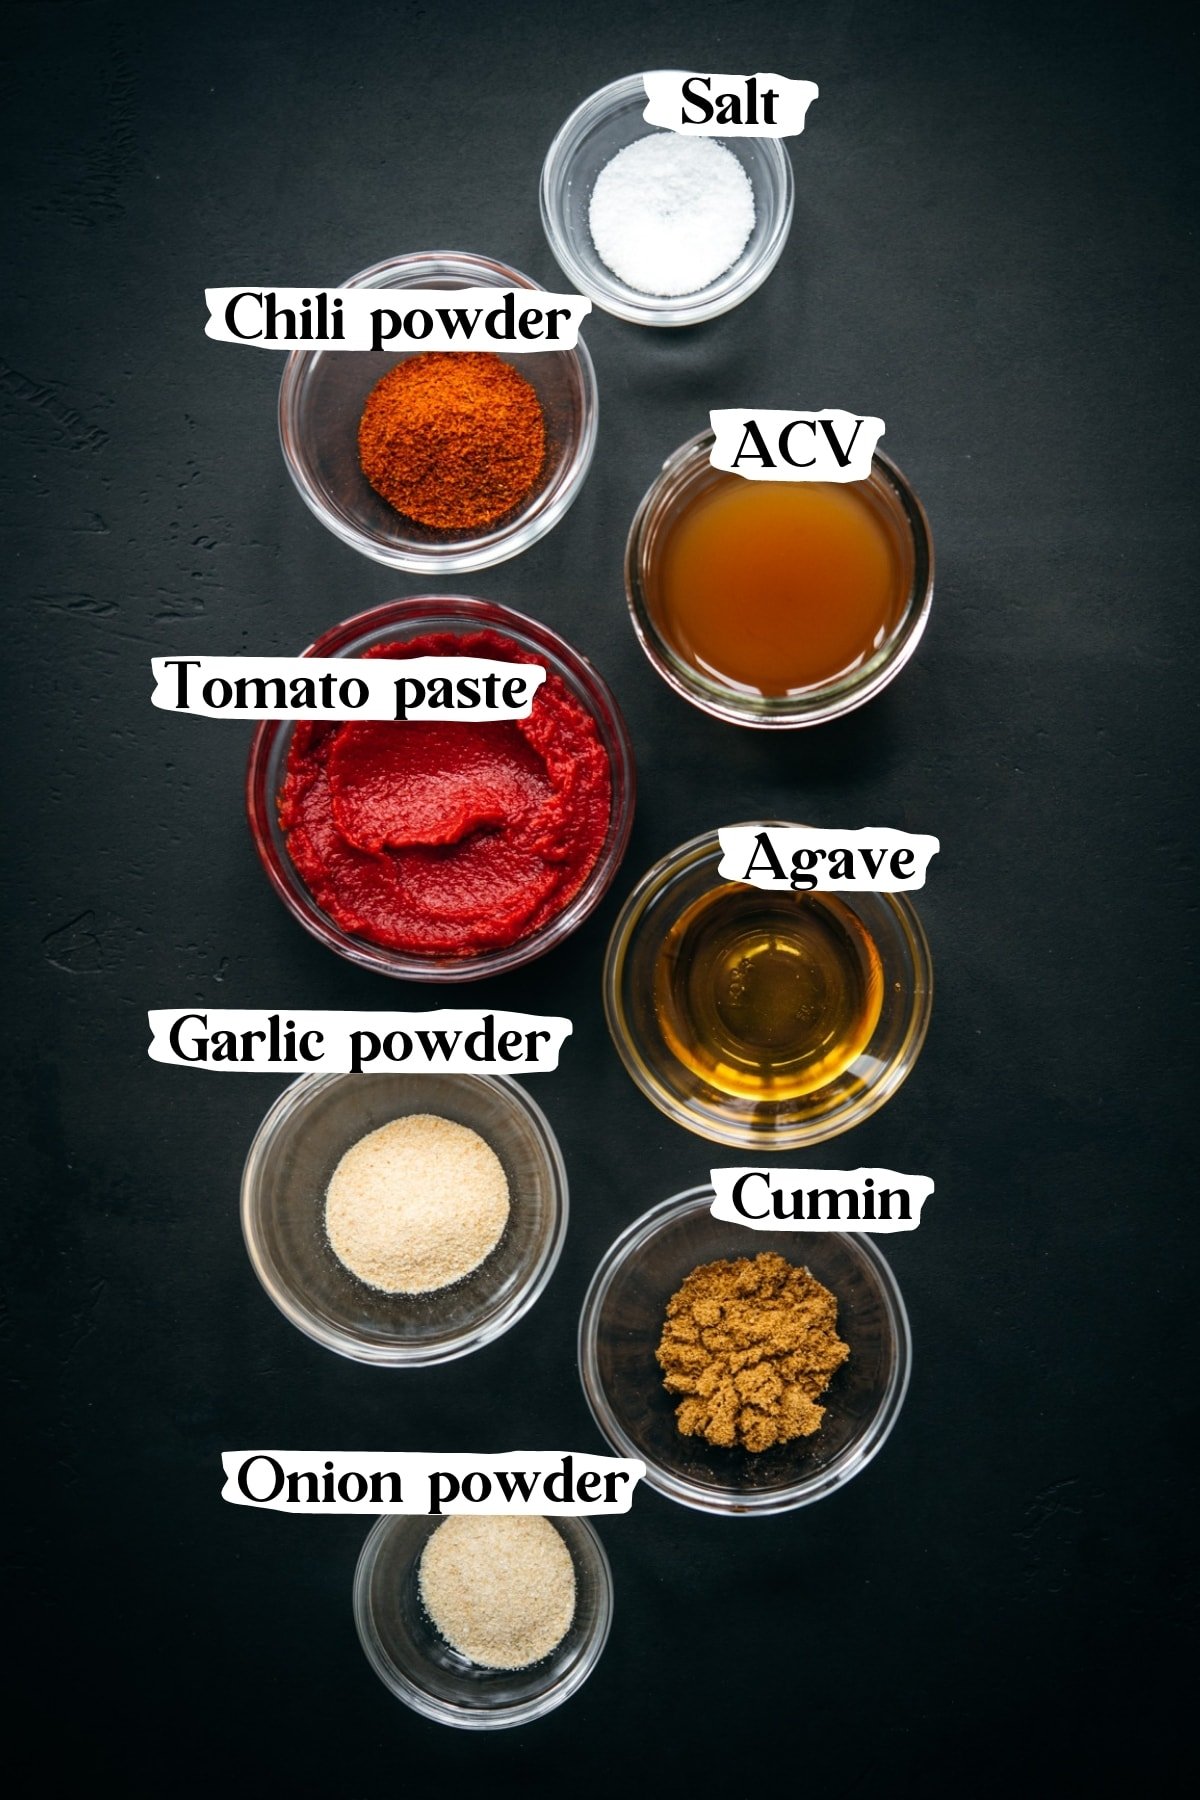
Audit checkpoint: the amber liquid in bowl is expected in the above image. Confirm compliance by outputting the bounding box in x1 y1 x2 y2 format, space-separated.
653 477 908 697
652 885 884 1102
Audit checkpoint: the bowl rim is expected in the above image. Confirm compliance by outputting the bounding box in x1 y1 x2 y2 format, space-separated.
277 249 599 572
578 1184 912 1515
245 593 637 983
352 1512 614 1728
240 1070 570 1367
539 72 795 327
624 429 936 727
602 824 934 1149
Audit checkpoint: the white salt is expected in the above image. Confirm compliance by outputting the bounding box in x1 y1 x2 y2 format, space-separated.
588 132 756 298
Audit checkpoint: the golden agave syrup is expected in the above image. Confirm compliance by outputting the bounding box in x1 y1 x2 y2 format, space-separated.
653 885 884 1101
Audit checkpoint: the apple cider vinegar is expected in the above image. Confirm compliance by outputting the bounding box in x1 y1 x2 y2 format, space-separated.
652 476 909 697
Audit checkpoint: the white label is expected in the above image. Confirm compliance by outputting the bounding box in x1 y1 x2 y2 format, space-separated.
712 1167 934 1233
151 656 546 721
718 826 939 892
710 408 885 482
204 287 590 352
221 1451 645 1515
147 1010 571 1073
643 70 818 137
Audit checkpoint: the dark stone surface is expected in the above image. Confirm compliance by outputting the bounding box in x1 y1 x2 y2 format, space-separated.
4 0 1194 1789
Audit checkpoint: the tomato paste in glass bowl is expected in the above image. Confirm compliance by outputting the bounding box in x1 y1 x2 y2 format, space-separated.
246 598 635 982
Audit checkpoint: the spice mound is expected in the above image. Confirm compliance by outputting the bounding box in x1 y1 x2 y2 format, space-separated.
358 351 545 530
419 1515 576 1670
278 629 613 958
589 133 756 298
656 1251 850 1452
324 1113 509 1294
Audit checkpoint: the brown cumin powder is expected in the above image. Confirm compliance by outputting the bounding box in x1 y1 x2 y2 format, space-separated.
656 1251 850 1453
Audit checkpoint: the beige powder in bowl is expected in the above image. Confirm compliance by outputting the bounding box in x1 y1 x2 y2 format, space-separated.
324 1113 510 1294
419 1515 577 1669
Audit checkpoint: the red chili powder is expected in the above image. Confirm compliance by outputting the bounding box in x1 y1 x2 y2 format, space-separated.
357 352 546 531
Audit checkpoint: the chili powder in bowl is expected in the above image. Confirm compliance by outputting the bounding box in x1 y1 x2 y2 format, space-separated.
279 252 597 574
246 597 635 982
358 353 545 532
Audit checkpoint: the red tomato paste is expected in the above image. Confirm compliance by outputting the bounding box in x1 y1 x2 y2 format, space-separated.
278 631 612 956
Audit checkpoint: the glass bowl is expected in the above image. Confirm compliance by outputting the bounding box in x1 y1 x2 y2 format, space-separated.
540 73 794 327
603 826 932 1149
626 430 934 727
240 1071 568 1366
278 251 598 571
579 1187 911 1515
354 1512 613 1728
246 596 635 982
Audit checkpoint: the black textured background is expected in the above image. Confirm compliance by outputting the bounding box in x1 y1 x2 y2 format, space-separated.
5 1 1195 1790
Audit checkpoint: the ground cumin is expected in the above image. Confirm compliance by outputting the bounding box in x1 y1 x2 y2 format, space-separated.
358 351 545 530
656 1251 850 1452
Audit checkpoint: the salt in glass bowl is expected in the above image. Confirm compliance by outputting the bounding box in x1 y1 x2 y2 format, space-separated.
240 1070 568 1367
278 251 598 572
579 1186 911 1515
540 73 794 328
245 595 635 983
354 1512 613 1728
603 826 933 1150
626 430 935 727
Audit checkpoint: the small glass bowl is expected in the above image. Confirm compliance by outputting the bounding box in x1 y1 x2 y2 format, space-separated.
579 1187 911 1515
354 1513 613 1728
278 251 598 572
246 596 635 983
240 1071 568 1366
626 430 935 727
540 74 794 327
603 826 932 1150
